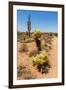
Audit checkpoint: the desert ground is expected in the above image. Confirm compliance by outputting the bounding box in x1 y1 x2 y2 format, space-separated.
17 33 58 80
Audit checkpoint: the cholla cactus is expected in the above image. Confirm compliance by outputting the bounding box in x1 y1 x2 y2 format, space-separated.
32 51 48 65
34 28 41 38
34 28 41 51
32 51 48 73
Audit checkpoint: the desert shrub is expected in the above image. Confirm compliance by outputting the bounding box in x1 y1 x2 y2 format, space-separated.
17 65 36 79
19 43 28 52
25 38 34 43
17 32 26 41
17 65 26 77
29 49 38 57
54 33 58 37
23 70 36 79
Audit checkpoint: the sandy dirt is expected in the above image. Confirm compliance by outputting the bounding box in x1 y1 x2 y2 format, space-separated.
17 36 58 79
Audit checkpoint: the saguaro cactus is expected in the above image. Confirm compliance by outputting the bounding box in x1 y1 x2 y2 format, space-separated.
27 15 31 37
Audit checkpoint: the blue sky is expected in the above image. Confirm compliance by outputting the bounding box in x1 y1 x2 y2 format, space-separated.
17 10 58 32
